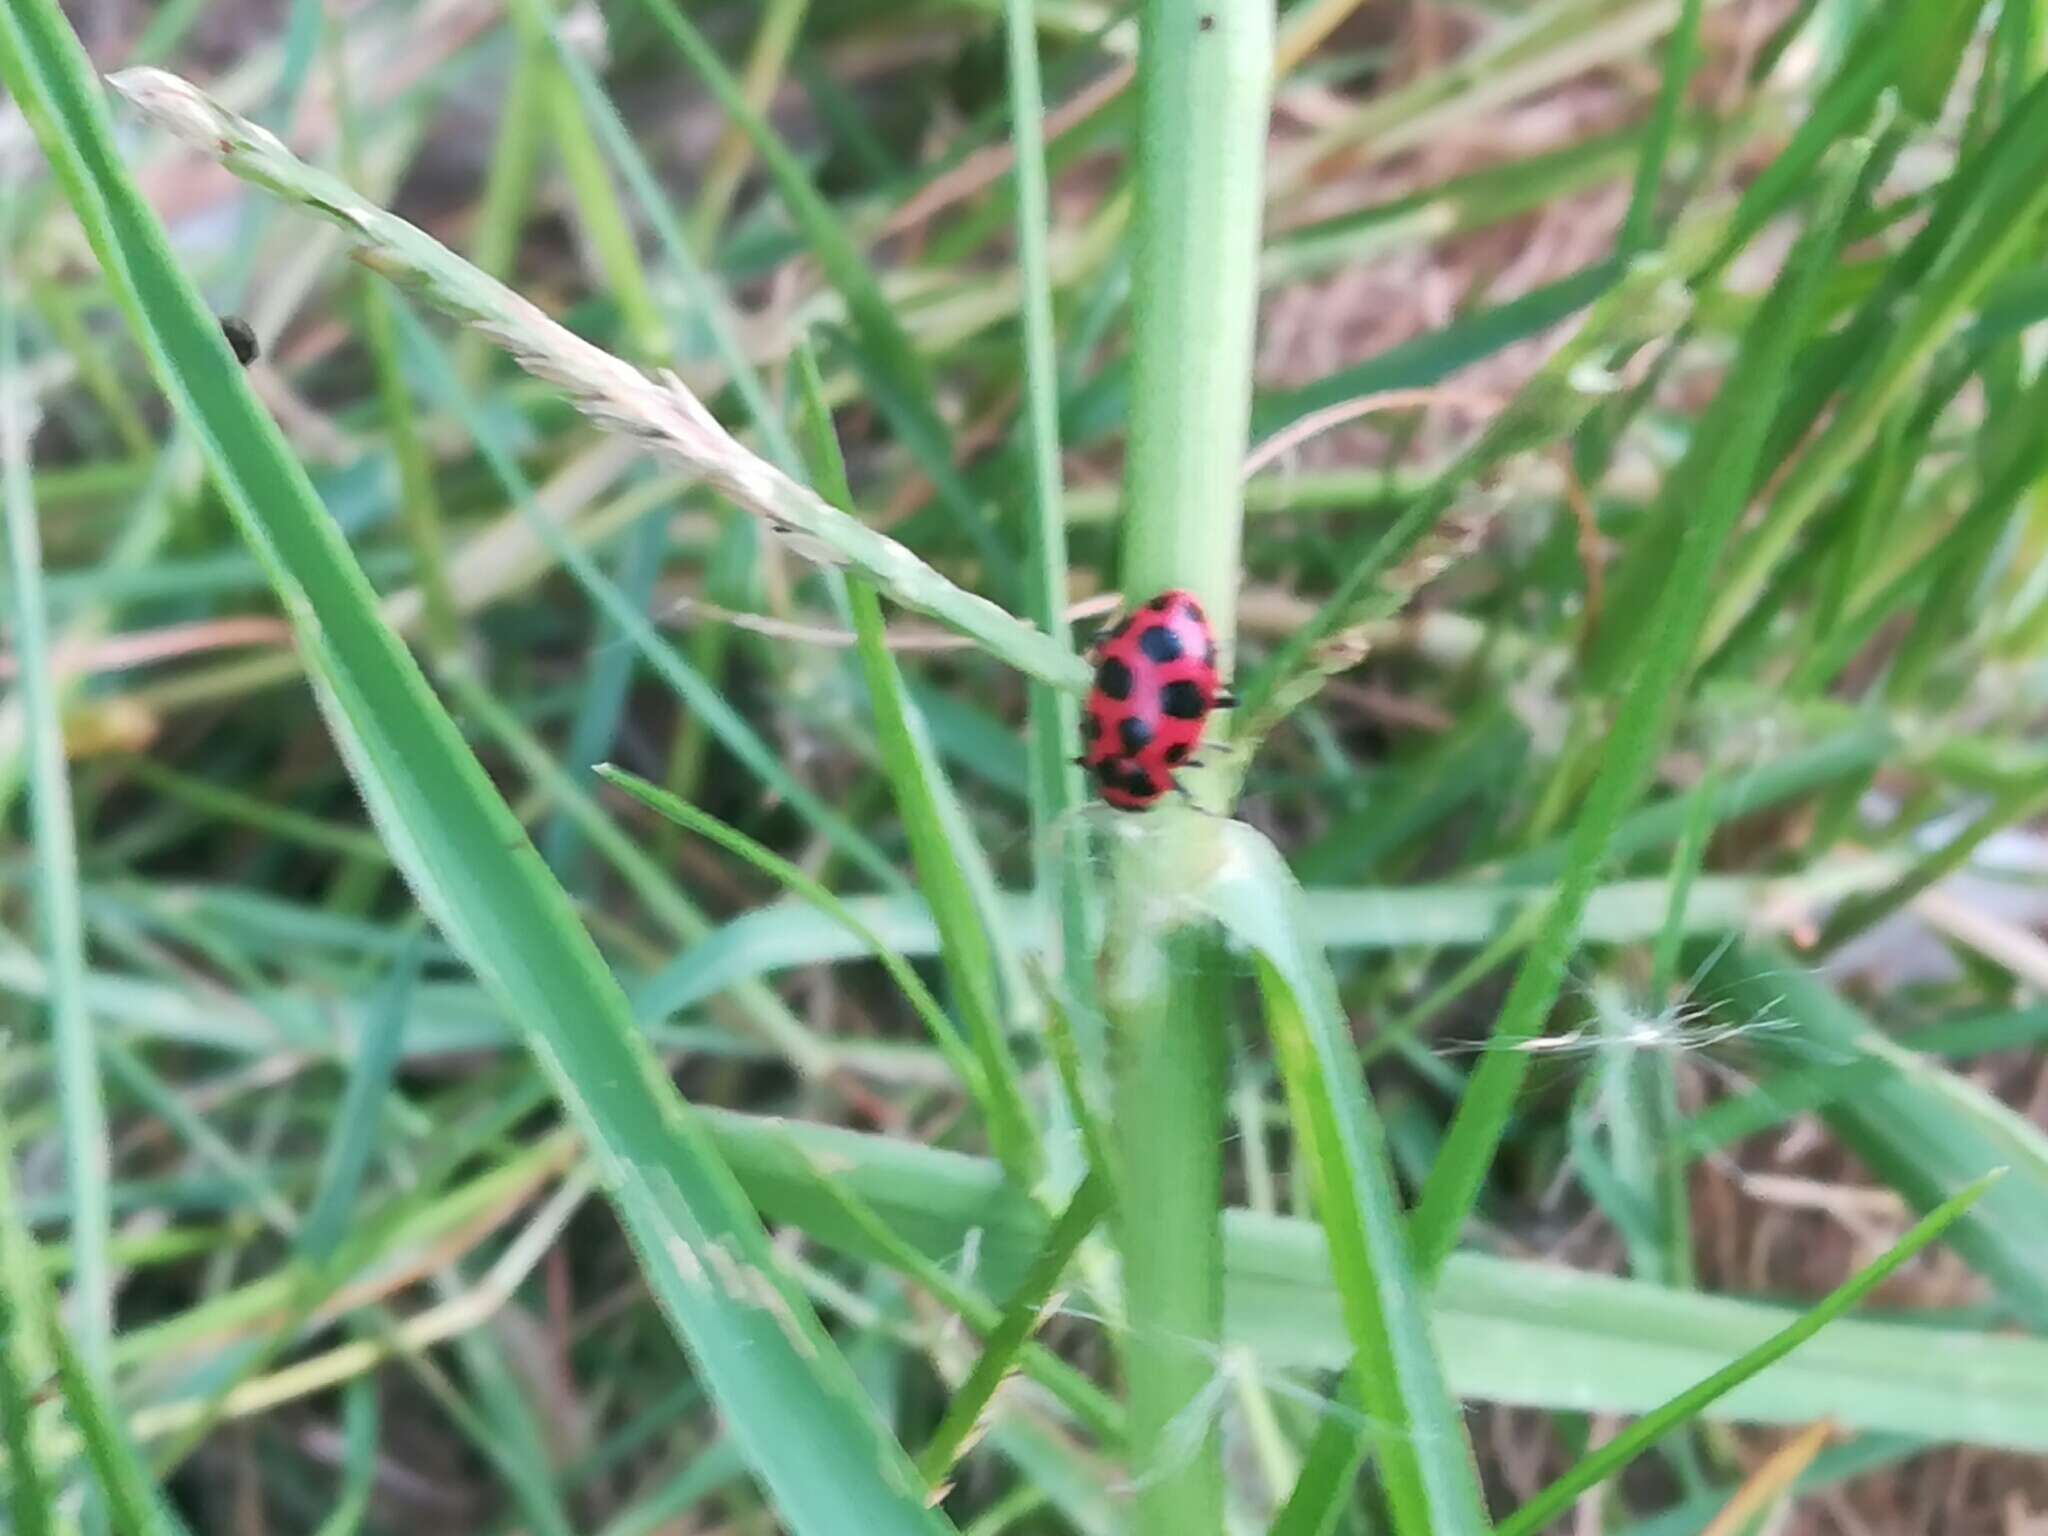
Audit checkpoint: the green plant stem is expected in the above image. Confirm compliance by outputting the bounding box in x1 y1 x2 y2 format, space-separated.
1110 929 1231 1533
1107 5 1272 1534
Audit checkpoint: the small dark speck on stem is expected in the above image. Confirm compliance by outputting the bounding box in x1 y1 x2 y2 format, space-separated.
1199 13 1215 30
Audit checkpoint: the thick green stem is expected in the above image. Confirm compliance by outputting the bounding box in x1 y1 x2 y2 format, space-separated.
1108 4 1272 1533
1109 929 1229 1534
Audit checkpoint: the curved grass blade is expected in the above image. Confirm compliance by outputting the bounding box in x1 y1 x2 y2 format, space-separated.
1199 821 1489 1536
0 7 953 1529
1493 1172 2001 1536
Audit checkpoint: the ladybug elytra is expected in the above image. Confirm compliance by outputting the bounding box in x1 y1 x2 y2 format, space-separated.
1078 589 1234 811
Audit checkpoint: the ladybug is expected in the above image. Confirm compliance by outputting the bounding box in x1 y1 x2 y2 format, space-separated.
1079 589 1234 811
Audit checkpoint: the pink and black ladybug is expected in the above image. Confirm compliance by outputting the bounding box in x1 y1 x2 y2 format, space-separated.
1079 589 1234 811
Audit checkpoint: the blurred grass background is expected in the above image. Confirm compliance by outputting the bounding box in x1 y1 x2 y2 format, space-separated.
4 0 2048 1531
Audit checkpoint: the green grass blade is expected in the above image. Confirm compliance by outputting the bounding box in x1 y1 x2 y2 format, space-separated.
389 299 908 893
1201 823 1489 1536
596 763 989 1107
541 515 664 882
630 0 1007 581
45 1311 195 1535
0 7 954 1527
1701 944 2048 1328
0 1086 178 1532
1001 0 1096 1039
702 1110 2048 1452
1493 1172 2002 1536
307 1375 378 1536
1620 0 1703 252
1236 241 1700 748
791 345 1041 1186
1407 132 1874 1274
295 942 416 1261
917 1168 1111 1482
0 1273 55 1536
1 238 112 1374
1268 1409 1369 1536
727 1127 1123 1446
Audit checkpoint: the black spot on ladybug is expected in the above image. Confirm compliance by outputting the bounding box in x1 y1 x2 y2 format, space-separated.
1138 625 1184 664
1080 713 1101 740
1119 716 1154 754
1149 593 1175 611
1165 743 1188 765
1093 756 1121 780
220 316 259 366
1096 656 1133 700
1119 763 1159 798
1161 680 1205 719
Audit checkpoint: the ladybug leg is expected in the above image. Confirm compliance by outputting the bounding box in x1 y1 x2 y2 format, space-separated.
1213 690 1239 709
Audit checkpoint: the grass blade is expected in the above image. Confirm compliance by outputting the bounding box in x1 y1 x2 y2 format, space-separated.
0 7 954 1528
790 344 1041 1185
1620 0 1704 253
1 231 112 1372
1202 823 1489 1536
1407 131 1874 1273
699 1110 2048 1451
596 763 989 1110
1001 0 1097 1047
388 298 907 892
1493 1172 2002 1536
1700 943 2048 1328
917 1169 1111 1482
